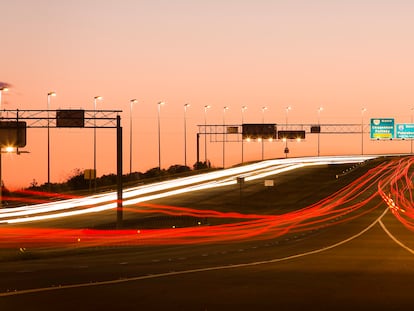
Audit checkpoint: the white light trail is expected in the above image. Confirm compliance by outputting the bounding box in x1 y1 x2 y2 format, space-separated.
0 156 376 224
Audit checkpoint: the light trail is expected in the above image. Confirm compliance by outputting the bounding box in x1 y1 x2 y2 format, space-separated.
378 156 414 231
0 207 392 298
1 155 413 300
0 155 375 224
1 155 402 249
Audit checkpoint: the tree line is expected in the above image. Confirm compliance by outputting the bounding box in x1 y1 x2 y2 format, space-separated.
1 161 212 207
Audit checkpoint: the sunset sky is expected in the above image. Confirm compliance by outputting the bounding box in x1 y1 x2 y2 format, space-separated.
1 0 414 189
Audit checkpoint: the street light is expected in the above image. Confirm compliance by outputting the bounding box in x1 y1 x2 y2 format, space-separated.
93 96 102 191
0 86 8 207
361 108 367 155
261 106 267 123
204 105 211 165
241 106 247 163
0 86 8 116
261 106 267 160
47 91 56 191
285 106 291 158
129 99 138 174
157 101 165 169
285 106 291 127
222 106 229 168
317 107 323 157
184 103 190 167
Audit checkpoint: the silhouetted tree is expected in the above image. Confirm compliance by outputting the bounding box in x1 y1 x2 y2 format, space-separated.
98 173 117 187
66 168 87 190
167 164 190 174
193 161 211 170
30 179 38 188
143 167 165 179
1 182 10 197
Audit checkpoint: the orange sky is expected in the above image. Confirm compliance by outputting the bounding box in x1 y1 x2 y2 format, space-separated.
1 0 414 189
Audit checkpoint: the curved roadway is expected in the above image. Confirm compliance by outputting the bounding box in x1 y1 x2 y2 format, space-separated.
0 155 413 310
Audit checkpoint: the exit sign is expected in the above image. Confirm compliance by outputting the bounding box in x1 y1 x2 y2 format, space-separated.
370 118 394 139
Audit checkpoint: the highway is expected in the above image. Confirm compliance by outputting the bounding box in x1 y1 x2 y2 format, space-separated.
0 155 413 310
0 155 374 224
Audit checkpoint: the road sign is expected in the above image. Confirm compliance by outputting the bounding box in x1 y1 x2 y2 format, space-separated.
278 130 306 140
242 124 276 139
227 126 239 134
84 169 96 180
56 109 85 127
311 125 321 133
396 124 414 139
236 176 245 184
0 121 27 147
370 118 394 139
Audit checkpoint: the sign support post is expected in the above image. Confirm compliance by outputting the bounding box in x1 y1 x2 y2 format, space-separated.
116 115 123 228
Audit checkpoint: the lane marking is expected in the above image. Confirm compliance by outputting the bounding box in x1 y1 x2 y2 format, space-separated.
379 219 414 255
0 207 388 297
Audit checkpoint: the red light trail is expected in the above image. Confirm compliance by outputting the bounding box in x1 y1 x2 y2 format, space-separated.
0 156 411 251
378 157 414 231
1 157 412 250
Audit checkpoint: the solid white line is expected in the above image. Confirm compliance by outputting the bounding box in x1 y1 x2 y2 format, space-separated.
0 207 388 297
379 219 414 255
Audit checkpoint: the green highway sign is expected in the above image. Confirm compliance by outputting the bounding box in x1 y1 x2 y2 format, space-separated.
370 118 395 139
396 124 414 139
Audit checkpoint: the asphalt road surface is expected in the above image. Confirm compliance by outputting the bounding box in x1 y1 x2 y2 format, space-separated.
1 156 413 311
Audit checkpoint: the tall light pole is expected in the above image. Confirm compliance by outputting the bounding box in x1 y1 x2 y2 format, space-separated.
317 107 323 157
204 105 211 164
285 106 291 127
0 86 8 207
47 91 56 191
361 108 367 155
129 99 137 174
93 96 102 191
261 106 267 160
285 106 291 158
157 101 165 169
184 103 190 167
222 106 229 168
241 106 247 163
0 86 8 116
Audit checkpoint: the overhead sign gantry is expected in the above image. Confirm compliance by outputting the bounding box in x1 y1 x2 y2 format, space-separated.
0 109 124 228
